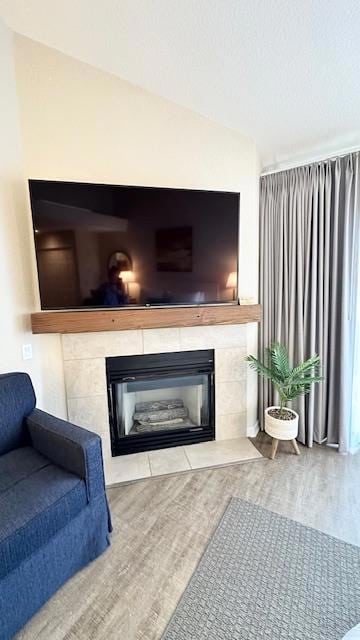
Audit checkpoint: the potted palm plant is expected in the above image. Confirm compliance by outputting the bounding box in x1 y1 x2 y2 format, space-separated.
246 343 322 458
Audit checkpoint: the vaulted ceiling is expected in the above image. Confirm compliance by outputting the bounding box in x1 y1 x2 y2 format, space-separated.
1 0 360 168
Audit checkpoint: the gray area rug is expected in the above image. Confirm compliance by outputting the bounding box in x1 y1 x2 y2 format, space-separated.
163 498 360 639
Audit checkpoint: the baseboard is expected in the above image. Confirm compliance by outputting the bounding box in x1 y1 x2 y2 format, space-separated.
247 421 259 438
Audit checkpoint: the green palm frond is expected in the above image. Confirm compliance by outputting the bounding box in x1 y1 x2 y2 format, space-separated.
285 385 313 400
290 354 321 379
246 355 273 380
288 375 323 386
269 343 291 381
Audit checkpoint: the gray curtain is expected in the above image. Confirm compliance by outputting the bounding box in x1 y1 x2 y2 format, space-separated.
259 153 360 451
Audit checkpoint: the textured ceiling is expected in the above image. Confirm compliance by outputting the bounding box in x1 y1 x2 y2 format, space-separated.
1 0 360 168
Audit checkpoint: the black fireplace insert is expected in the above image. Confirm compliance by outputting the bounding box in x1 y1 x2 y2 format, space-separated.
106 350 215 456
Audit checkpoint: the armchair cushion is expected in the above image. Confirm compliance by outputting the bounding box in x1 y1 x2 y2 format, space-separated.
0 452 87 579
0 446 49 494
0 373 36 455
26 409 106 500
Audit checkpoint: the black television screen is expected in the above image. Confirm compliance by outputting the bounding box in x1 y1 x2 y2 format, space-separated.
29 180 239 310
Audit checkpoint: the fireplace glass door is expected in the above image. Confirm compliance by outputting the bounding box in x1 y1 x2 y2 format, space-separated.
107 350 215 456
117 373 210 436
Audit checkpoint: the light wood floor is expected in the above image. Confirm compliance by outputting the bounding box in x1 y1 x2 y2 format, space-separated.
17 433 360 640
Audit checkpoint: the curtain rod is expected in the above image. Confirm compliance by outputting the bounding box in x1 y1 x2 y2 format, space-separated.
260 144 360 177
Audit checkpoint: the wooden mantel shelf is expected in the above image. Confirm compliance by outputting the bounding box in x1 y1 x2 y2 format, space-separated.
31 304 261 334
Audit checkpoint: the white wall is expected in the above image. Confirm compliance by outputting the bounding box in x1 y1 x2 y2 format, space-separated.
0 21 66 417
13 34 260 428
14 35 259 299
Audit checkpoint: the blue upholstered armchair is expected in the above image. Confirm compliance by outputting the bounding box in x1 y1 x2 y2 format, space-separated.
0 372 112 640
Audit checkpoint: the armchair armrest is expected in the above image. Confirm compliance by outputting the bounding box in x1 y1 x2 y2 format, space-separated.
26 408 106 501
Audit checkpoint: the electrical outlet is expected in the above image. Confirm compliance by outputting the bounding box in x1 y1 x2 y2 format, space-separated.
22 344 33 360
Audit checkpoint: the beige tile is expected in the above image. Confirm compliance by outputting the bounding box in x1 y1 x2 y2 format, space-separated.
215 380 246 415
105 452 151 485
184 437 262 470
180 324 247 351
64 358 106 399
143 328 181 354
77 429 112 484
67 395 109 432
149 447 191 476
62 330 143 360
99 432 112 462
216 413 247 440
215 347 247 382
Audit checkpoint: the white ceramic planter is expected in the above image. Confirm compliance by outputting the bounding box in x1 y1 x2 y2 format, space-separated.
265 406 299 441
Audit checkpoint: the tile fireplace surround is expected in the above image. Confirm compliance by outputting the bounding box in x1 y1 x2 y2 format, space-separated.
62 324 258 485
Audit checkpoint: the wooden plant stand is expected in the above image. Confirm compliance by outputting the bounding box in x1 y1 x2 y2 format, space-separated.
270 438 300 460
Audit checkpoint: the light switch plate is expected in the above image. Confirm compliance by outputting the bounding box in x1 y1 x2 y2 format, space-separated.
22 344 33 360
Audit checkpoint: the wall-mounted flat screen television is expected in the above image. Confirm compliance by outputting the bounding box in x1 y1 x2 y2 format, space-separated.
29 180 239 310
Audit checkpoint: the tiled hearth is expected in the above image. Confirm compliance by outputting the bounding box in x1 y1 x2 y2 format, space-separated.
106 438 262 485
62 324 259 485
